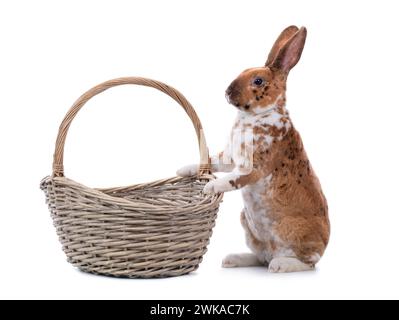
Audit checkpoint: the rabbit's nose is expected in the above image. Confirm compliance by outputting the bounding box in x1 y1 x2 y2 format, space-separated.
226 80 239 97
226 81 237 96
226 86 236 101
225 92 231 103
226 85 233 96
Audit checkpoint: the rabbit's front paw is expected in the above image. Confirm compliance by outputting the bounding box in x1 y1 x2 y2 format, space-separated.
203 180 216 194
203 179 226 194
176 164 198 177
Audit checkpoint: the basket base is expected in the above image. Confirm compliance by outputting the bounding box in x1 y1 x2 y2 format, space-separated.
75 263 201 279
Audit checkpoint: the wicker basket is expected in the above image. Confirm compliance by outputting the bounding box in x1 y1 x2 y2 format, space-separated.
40 77 223 278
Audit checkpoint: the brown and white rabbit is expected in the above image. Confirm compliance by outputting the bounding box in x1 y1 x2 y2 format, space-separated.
178 26 330 273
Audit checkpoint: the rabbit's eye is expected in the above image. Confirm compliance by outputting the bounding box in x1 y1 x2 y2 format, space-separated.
253 78 264 86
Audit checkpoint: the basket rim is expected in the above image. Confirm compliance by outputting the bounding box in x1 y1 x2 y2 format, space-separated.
41 174 223 211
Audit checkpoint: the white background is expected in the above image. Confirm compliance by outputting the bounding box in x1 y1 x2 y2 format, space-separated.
1 0 398 300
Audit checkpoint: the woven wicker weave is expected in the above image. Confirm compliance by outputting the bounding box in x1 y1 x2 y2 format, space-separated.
40 77 223 278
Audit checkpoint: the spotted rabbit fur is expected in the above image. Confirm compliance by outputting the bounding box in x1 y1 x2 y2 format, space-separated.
178 26 330 273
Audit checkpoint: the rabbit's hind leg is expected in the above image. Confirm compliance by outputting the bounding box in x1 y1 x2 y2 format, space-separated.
222 210 268 268
222 253 262 268
268 257 314 273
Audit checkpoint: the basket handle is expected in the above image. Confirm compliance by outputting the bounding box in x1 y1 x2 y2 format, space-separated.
52 77 211 177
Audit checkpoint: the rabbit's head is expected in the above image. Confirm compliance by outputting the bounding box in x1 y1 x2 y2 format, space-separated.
226 26 307 114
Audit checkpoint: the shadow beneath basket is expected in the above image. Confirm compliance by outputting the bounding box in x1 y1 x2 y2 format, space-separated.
75 268 201 281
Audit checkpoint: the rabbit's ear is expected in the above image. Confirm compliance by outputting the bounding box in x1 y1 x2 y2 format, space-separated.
270 27 307 73
265 26 299 66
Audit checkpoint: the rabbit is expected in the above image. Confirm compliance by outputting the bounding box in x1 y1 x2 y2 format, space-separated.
177 26 330 273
